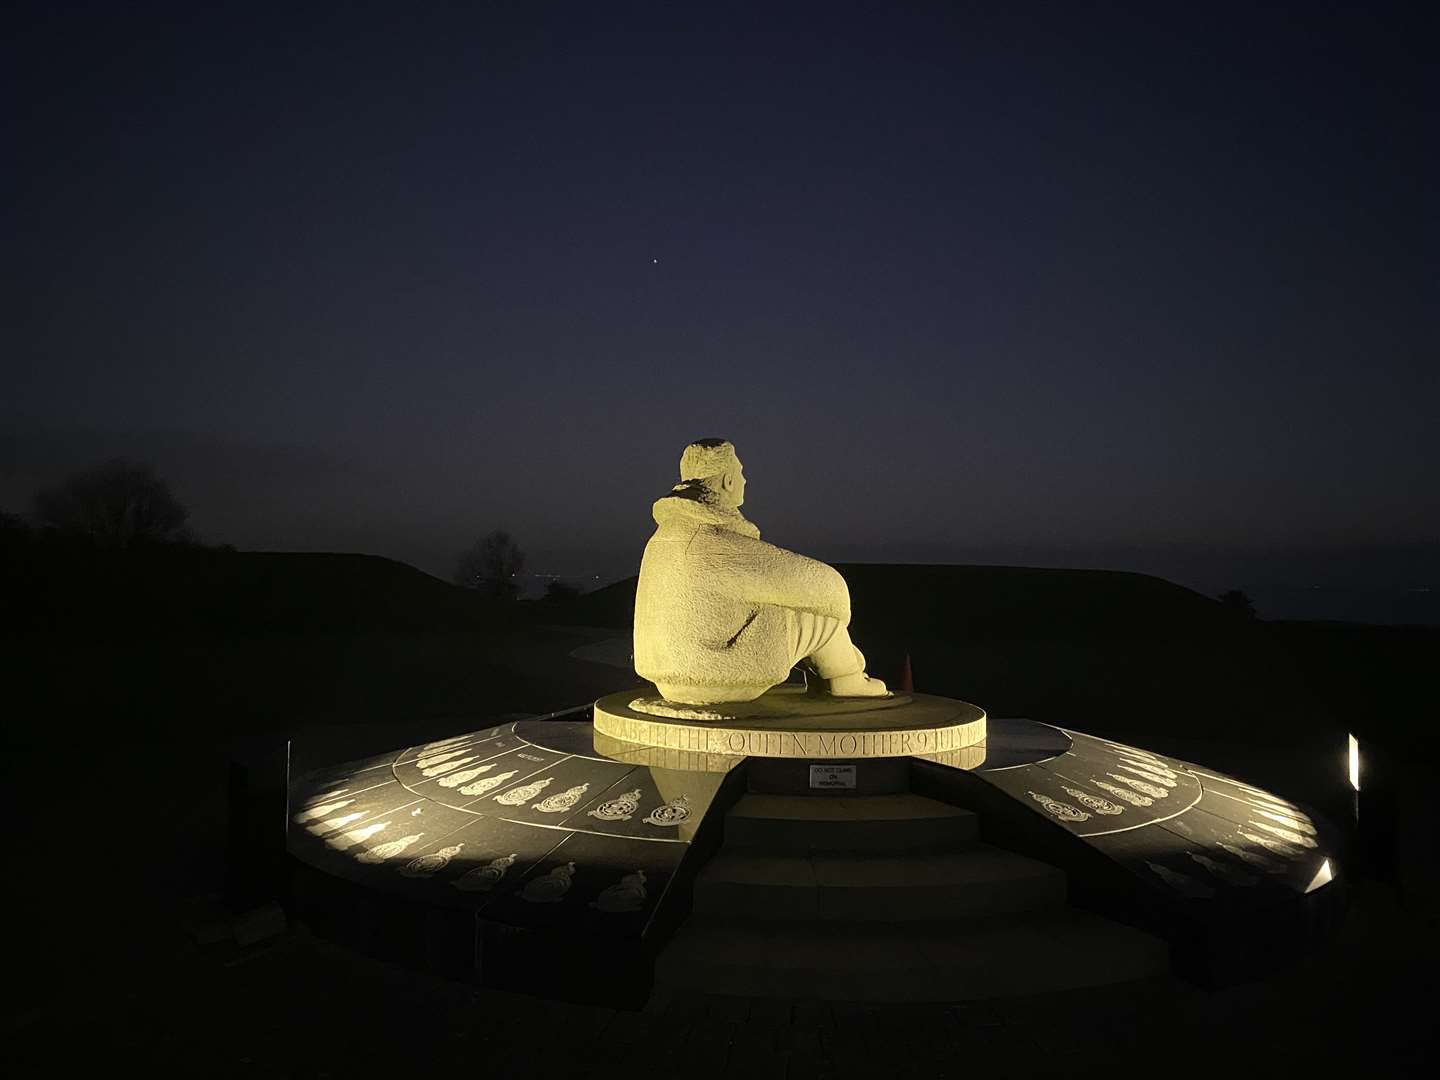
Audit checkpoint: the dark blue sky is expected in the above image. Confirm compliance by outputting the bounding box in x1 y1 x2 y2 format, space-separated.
4 2 1432 591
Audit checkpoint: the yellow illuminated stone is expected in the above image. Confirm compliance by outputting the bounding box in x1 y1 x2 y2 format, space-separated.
592 730 746 775
594 686 986 760
634 439 889 705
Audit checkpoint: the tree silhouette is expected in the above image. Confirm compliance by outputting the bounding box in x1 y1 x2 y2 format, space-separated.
454 530 525 600
32 458 191 548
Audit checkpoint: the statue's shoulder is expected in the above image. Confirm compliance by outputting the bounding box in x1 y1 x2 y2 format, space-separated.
652 492 760 538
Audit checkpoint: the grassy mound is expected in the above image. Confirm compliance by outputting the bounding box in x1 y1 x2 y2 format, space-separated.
2 544 506 636
568 563 1245 641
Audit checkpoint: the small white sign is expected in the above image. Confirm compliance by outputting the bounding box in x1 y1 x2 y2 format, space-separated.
809 764 857 790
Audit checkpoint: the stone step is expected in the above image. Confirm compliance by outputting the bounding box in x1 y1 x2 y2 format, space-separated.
654 910 1171 1002
692 844 1066 921
724 793 979 853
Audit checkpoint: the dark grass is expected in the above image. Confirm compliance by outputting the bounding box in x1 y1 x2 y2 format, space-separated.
3 548 1435 1072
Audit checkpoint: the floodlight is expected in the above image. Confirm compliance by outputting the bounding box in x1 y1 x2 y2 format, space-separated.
1304 858 1334 894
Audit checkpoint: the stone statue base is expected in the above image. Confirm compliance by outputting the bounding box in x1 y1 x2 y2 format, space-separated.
593 685 986 760
627 687 914 722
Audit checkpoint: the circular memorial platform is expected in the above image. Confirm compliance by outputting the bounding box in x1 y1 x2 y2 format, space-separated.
593 685 986 759
285 707 1346 1007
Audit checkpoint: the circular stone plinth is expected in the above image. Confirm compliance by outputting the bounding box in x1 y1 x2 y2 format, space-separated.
594 685 986 759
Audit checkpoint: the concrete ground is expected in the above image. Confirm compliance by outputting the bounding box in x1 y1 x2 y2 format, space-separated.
4 625 1435 1076
4 853 1434 1077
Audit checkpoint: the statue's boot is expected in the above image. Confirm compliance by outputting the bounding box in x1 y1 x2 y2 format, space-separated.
811 643 890 698
826 670 890 697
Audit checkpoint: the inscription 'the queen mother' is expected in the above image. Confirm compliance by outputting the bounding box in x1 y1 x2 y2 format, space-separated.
594 713 985 760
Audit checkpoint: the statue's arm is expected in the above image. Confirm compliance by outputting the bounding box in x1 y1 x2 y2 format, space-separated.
702 533 851 622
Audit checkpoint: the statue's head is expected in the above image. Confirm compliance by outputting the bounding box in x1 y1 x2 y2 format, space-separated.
679 438 745 508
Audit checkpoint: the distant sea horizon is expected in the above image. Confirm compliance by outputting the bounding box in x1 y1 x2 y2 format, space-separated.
1187 582 1437 627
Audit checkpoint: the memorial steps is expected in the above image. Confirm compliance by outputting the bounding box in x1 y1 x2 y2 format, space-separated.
722 792 980 854
653 791 1170 1002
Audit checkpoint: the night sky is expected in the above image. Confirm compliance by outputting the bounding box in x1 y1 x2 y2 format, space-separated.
4 3 1432 599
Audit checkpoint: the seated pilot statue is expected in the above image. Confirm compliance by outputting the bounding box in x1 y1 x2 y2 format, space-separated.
634 439 889 706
